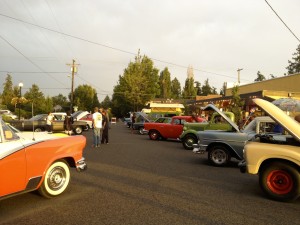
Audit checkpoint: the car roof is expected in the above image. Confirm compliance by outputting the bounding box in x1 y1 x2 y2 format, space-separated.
253 98 300 141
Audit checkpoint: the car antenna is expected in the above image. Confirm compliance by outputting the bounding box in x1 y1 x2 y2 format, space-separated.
31 102 35 141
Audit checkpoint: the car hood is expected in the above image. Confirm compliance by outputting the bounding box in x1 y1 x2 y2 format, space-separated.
253 98 300 141
202 104 240 132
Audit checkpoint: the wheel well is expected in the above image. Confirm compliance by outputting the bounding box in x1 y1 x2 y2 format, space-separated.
184 133 197 140
207 142 241 159
259 158 300 173
61 157 76 168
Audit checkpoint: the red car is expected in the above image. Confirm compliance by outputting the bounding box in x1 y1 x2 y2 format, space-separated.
144 116 204 140
0 118 87 199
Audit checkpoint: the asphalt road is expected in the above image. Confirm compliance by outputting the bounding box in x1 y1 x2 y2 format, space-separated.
0 122 299 225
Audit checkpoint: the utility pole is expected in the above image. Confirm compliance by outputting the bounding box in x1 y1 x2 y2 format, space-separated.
67 59 80 113
237 68 243 84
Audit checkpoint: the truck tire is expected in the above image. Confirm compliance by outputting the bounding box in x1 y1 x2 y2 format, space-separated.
208 145 230 166
182 134 197 150
259 162 300 202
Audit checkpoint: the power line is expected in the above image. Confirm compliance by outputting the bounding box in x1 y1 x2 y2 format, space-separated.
265 0 300 43
0 13 245 81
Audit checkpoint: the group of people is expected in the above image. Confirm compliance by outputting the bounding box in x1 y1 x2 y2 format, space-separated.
92 107 110 148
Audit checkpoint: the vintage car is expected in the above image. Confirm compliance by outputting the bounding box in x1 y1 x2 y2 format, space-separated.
180 109 235 150
72 111 93 130
0 117 87 200
239 98 300 202
10 114 87 135
144 115 198 140
192 104 277 166
132 112 153 134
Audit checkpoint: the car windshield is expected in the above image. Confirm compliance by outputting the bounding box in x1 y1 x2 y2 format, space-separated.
1 120 20 142
29 114 46 121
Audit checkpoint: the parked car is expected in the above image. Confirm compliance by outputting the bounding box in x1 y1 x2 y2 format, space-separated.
0 117 87 199
192 104 277 166
132 112 152 134
144 116 198 140
9 114 87 135
0 110 17 120
239 98 300 202
72 111 93 130
180 109 235 150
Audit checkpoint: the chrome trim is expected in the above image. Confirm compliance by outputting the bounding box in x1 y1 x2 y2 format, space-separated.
76 157 87 172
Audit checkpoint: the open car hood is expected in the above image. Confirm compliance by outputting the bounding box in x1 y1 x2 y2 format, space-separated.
202 104 240 132
253 98 300 141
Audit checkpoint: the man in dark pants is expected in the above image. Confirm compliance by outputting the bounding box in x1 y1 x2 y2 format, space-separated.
101 110 109 144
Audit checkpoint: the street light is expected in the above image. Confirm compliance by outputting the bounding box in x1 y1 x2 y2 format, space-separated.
18 82 23 120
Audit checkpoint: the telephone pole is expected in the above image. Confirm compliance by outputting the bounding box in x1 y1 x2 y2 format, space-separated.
67 59 80 113
237 68 243 84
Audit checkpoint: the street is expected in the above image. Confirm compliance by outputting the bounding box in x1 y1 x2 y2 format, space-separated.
0 122 299 225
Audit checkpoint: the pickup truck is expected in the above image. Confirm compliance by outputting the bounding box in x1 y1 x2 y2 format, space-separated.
239 98 300 202
180 105 235 150
144 116 203 140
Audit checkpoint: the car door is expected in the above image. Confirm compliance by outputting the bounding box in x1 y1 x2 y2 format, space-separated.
167 118 184 139
0 127 27 197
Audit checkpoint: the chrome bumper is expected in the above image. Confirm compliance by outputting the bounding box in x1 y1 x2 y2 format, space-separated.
192 144 207 154
76 157 87 172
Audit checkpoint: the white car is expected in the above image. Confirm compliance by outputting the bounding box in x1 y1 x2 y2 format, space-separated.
0 110 17 120
72 111 93 129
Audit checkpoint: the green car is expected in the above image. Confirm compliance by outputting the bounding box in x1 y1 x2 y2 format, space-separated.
180 107 235 150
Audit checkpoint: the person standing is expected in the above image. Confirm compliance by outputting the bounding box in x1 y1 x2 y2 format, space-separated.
64 111 73 135
131 112 136 133
46 112 53 133
92 107 102 148
101 110 109 144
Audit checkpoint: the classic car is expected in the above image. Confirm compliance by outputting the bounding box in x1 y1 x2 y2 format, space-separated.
132 112 153 134
9 114 87 135
72 111 93 130
192 104 277 166
239 98 300 202
0 117 87 200
180 109 235 150
144 116 197 140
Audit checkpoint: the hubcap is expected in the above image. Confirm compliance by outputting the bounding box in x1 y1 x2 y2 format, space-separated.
211 149 226 164
47 167 66 191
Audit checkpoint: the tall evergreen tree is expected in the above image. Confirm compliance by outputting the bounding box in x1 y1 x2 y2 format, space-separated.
286 44 300 75
182 77 196 99
171 77 181 99
1 74 14 111
228 85 244 123
194 81 202 95
220 82 227 96
254 71 266 82
24 84 46 115
201 79 213 95
159 67 171 99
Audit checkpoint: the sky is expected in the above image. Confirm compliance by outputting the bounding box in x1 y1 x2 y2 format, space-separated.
0 0 299 102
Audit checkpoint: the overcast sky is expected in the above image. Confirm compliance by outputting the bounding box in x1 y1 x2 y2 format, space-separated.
0 0 299 101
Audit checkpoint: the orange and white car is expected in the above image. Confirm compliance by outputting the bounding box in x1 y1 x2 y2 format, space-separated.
0 117 87 200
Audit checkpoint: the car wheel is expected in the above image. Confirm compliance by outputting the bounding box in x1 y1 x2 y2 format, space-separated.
139 127 144 135
34 127 43 132
259 162 300 202
182 134 197 150
149 130 160 140
208 145 230 166
38 160 70 198
74 126 83 135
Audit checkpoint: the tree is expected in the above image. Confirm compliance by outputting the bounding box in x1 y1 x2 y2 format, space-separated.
171 77 181 99
159 67 171 99
112 51 160 117
100 95 112 109
73 84 99 112
182 77 196 99
201 79 213 95
52 94 69 111
228 85 244 124
1 74 15 111
23 84 47 116
254 71 266 82
220 82 227 96
194 81 202 95
286 44 300 75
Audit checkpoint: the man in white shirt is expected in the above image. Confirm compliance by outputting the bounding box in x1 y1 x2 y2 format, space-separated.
92 107 102 148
